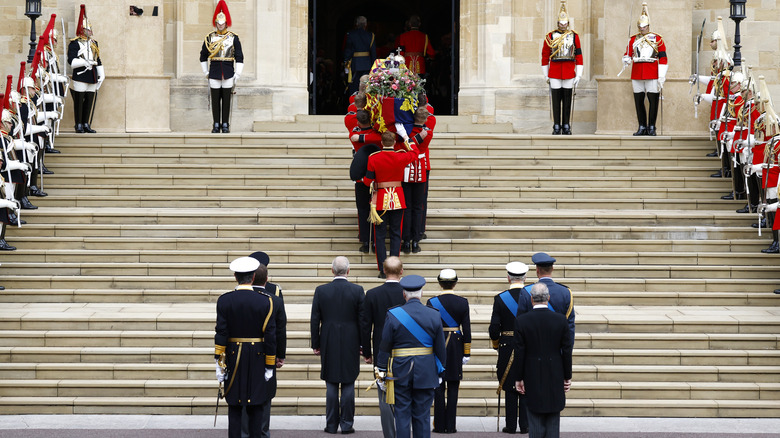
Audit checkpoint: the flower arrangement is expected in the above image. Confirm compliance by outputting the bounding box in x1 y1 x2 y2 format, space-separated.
366 54 426 100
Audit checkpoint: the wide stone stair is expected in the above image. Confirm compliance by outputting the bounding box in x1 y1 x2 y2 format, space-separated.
0 120 778 418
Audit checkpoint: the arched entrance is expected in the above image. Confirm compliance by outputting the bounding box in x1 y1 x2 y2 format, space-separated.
308 0 459 115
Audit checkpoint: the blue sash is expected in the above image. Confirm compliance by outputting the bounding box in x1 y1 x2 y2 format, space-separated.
429 297 460 333
389 307 445 374
523 284 554 312
499 290 519 316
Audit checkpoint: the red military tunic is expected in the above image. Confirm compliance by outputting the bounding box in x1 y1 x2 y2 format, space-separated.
541 30 583 80
350 126 382 153
711 73 730 124
624 33 667 80
721 94 744 152
364 142 420 210
405 124 433 183
396 30 435 75
344 111 358 132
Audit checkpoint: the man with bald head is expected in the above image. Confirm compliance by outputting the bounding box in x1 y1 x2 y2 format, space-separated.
311 256 369 434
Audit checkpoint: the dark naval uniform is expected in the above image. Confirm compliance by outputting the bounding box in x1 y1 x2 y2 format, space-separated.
377 276 446 438
215 284 277 438
362 279 406 438
489 283 529 433
343 27 376 95
427 291 471 434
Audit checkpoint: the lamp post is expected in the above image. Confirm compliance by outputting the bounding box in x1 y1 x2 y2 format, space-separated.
24 0 42 64
729 0 747 67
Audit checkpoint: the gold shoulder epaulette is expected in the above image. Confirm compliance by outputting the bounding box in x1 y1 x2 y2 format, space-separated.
368 150 382 157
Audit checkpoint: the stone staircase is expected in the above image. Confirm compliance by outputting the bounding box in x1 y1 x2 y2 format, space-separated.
0 119 779 418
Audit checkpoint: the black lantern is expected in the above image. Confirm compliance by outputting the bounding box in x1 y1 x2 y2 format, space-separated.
729 0 747 67
24 0 42 64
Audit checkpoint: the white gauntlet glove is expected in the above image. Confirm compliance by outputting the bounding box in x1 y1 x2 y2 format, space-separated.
264 368 274 381
0 199 19 210
622 55 632 66
201 61 209 78
215 359 226 383
70 58 95 70
6 160 30 172
377 379 386 392
96 66 105 90
462 357 470 365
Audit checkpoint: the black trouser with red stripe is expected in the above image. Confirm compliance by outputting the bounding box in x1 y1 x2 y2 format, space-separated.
373 209 403 274
402 181 425 243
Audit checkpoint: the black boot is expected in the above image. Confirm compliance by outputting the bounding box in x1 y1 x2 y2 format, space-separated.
7 212 25 225
45 146 60 154
551 88 563 134
633 92 647 136
0 239 16 251
402 241 411 254
221 88 232 132
561 88 573 134
211 88 221 131
358 242 369 253
82 92 97 133
411 241 421 253
72 90 84 133
736 204 753 214
20 196 37 210
647 92 660 136
552 124 561 135
721 192 735 200
42 165 53 175
30 185 47 197
761 230 779 254
753 218 768 229
711 169 723 178
706 150 718 157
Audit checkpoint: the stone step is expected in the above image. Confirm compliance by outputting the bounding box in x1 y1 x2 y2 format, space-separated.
5 235 773 255
2 394 778 416
48 153 721 168
3 274 778 295
41 185 732 200
1 261 777 280
24 195 750 211
3 246 777 266
1 329 776 350
1 303 777 333
15 207 757 227
40 174 729 189
45 163 719 178
1 378 778 400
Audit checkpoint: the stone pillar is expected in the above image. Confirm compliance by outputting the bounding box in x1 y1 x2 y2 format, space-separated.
595 0 705 135
61 0 170 132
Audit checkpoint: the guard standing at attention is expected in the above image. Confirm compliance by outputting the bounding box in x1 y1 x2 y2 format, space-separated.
541 0 583 135
214 257 277 438
621 2 667 136
489 261 530 434
427 269 471 434
200 0 244 133
68 4 103 134
376 275 446 438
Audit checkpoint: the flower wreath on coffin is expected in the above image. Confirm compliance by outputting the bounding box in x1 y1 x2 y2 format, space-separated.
365 53 426 142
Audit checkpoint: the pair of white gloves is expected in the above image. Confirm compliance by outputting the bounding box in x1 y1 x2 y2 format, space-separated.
542 64 584 87
201 62 244 83
621 56 667 88
70 59 105 90
215 359 273 382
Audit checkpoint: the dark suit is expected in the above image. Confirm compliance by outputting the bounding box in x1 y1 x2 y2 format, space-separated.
514 307 573 438
311 277 367 433
377 298 446 438
215 285 276 438
488 284 528 432
522 277 575 345
362 280 406 438
427 292 471 434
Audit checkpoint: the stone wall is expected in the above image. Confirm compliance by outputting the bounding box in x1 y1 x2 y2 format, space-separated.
0 0 778 133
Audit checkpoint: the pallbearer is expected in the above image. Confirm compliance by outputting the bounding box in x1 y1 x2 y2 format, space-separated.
200 0 244 133
541 0 583 135
622 2 667 136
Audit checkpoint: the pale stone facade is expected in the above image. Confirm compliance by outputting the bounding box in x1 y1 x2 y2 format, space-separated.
1 0 778 134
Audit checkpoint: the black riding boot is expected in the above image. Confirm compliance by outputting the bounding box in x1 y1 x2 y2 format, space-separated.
72 90 84 133
211 88 221 132
647 92 660 136
551 88 562 134
0 224 15 251
561 87 573 135
221 87 232 133
633 92 647 135
82 92 97 133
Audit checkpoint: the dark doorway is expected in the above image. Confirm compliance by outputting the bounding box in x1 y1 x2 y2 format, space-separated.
308 0 459 115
